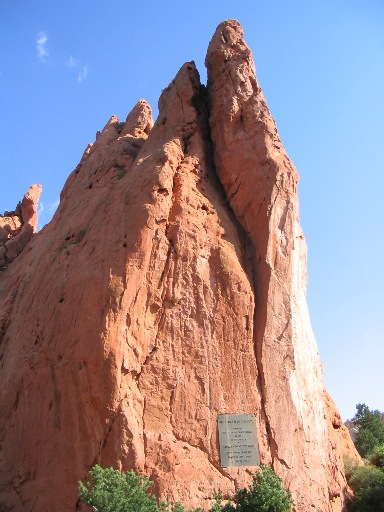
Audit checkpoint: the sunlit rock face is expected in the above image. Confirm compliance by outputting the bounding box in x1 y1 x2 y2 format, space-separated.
0 20 356 512
0 184 41 270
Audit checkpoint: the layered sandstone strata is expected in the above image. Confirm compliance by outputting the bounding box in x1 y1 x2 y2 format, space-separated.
0 20 357 512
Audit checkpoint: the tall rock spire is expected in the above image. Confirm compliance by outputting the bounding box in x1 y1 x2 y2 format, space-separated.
206 19 353 510
0 184 42 269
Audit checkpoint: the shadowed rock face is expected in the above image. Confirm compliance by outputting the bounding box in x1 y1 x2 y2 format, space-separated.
0 20 357 512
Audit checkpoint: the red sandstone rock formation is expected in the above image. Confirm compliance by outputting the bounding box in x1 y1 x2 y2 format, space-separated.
205 20 357 511
0 20 356 512
0 184 41 270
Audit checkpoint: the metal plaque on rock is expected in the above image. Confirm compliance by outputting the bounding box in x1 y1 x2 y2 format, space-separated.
218 413 260 467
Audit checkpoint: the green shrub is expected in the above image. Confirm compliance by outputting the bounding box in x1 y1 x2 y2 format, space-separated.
213 465 291 512
347 464 384 512
343 455 361 480
115 122 125 133
79 464 291 512
79 465 160 512
370 443 384 471
113 162 126 179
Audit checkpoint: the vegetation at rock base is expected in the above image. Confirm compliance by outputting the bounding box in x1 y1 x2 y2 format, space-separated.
219 465 291 512
345 403 384 511
79 464 292 512
79 466 160 512
346 463 384 512
369 443 384 471
353 403 384 458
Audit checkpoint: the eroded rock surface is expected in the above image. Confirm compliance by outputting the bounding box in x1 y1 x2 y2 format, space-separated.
0 184 41 270
0 20 356 512
206 20 353 511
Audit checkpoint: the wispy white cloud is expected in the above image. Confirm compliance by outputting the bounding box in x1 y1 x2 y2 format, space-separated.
49 199 60 213
67 55 78 68
37 199 60 231
36 31 49 62
78 64 89 82
37 201 45 231
65 55 90 83
37 201 45 216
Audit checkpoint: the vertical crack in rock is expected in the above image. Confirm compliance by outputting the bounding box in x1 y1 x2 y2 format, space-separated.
49 360 61 430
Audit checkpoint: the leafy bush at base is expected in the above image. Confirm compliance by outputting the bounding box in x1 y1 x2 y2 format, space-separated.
232 465 291 512
79 464 292 512
78 465 160 512
345 403 384 511
370 443 384 471
347 465 384 512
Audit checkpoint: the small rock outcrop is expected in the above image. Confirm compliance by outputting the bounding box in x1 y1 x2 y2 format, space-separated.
0 184 41 270
0 21 357 512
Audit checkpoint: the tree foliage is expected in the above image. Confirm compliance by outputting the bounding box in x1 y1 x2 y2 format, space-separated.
345 403 384 511
370 443 384 471
353 403 384 458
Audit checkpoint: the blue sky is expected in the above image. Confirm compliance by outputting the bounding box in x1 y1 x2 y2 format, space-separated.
1 0 383 421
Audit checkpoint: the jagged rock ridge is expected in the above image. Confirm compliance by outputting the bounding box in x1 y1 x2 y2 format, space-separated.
0 20 358 512
0 185 41 270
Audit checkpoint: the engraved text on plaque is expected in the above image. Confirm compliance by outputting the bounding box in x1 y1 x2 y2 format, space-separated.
218 413 260 467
